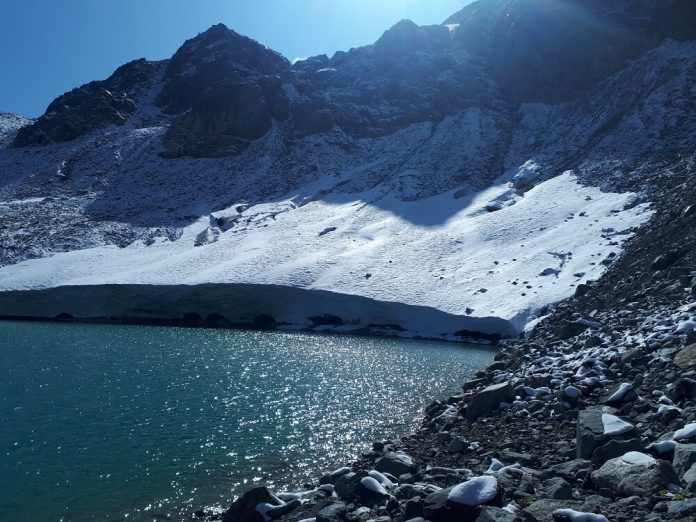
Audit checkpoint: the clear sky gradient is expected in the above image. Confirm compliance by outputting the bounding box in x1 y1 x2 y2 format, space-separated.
1 0 471 117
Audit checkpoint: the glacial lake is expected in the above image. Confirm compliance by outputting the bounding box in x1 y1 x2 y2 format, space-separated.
0 320 494 521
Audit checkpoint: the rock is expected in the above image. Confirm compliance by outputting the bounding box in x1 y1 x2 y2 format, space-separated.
422 487 453 522
651 251 683 271
355 477 390 508
576 408 637 459
316 502 349 522
576 409 605 459
590 438 643 466
476 506 516 521
467 382 516 421
668 377 696 402
552 509 608 522
334 471 363 501
375 452 416 477
672 443 696 477
591 452 679 496
402 497 425 520
683 462 696 493
320 467 352 485
11 59 156 147
666 499 696 518
448 476 500 506
538 477 573 500
221 486 282 522
448 437 467 454
674 422 696 442
600 383 637 406
674 343 696 369
256 499 301 520
522 499 583 522
540 460 592 483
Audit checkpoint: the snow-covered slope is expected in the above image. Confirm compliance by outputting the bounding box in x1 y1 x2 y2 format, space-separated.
0 2 694 339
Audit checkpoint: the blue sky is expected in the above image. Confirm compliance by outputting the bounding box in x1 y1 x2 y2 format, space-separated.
1 0 471 117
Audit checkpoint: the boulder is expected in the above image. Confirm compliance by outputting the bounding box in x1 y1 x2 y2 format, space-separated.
423 487 453 522
576 409 635 459
375 452 416 477
538 477 573 500
666 499 696 518
672 443 696 477
316 502 349 522
600 383 637 406
591 452 679 496
674 343 696 369
467 382 516 421
476 506 516 521
552 509 608 522
522 499 584 522
221 486 282 522
540 460 592 483
424 477 502 521
334 471 364 501
355 476 390 508
590 438 643 467
683 463 696 492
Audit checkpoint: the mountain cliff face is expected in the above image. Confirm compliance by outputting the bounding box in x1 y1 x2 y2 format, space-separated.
0 0 694 337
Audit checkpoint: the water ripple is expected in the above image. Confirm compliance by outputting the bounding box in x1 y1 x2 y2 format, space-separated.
0 322 493 521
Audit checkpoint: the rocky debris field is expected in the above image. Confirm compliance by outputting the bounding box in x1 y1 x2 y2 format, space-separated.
193 176 696 521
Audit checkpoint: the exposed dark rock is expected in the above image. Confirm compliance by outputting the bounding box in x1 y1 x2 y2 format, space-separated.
221 486 281 522
12 59 159 147
466 382 515 421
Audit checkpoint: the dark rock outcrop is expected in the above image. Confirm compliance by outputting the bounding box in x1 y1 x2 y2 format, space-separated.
12 59 160 146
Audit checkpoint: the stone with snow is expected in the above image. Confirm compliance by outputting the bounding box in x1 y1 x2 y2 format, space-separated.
552 509 608 522
674 422 696 442
448 476 499 507
576 409 634 459
600 383 636 406
375 452 416 477
601 414 634 437
591 451 679 496
355 476 390 508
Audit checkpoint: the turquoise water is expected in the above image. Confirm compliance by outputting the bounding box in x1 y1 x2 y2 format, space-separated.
0 321 493 522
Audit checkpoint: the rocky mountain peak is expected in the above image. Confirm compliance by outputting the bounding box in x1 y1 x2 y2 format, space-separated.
374 19 452 55
444 0 696 103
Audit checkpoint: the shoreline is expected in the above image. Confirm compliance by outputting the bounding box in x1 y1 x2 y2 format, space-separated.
206 192 696 522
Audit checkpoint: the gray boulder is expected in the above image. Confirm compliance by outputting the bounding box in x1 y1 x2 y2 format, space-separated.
316 502 348 522
522 499 583 522
576 408 634 459
674 344 696 368
540 460 592 483
683 463 696 492
538 477 573 500
375 452 416 477
467 382 516 421
666 498 696 518
591 452 679 496
672 443 696 478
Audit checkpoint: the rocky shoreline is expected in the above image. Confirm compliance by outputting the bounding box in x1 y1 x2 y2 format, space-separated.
199 185 696 521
